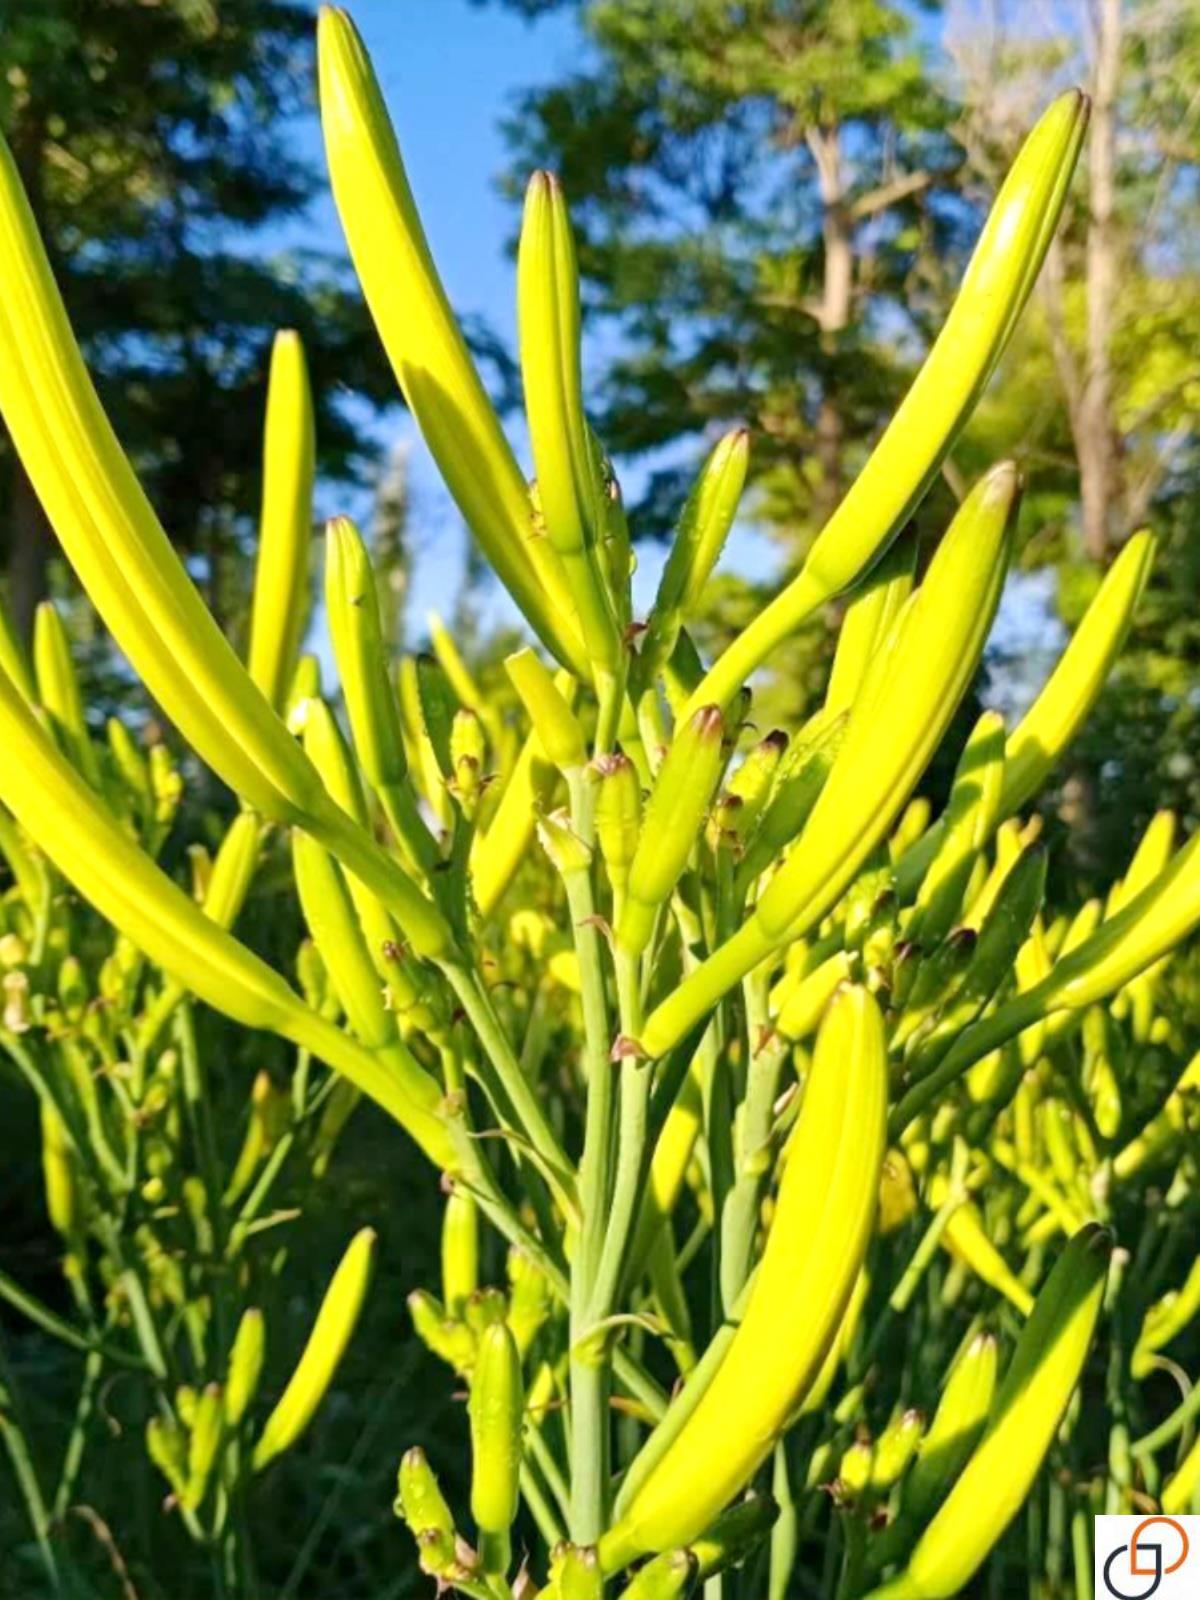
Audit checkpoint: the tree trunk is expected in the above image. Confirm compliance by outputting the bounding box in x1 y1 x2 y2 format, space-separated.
1078 0 1122 561
4 116 51 638
807 124 853 525
7 460 49 641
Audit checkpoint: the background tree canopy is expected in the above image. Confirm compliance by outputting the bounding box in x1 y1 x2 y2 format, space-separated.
0 0 398 638
0 0 1196 856
480 0 1198 876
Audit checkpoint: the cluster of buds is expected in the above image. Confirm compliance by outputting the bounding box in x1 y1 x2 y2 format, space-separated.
0 9 1197 1600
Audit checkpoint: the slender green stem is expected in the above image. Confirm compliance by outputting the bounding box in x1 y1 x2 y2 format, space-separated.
719 965 786 1309
521 1459 567 1551
768 1438 799 1600
442 960 574 1197
1132 1372 1200 1456
444 1115 668 1423
53 1346 103 1520
525 1413 571 1524
562 764 618 1541
587 949 652 1320
225 1132 296 1259
835 1517 868 1600
855 1167 968 1379
0 1266 144 1370
174 1002 224 1239
0 1331 62 1593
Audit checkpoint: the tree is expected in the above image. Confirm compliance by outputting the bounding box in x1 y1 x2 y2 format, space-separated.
0 0 396 638
946 0 1200 875
948 0 1199 561
491 0 968 555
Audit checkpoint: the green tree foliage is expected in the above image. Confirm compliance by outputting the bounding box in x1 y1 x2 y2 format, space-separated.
490 0 1197 871
493 0 967 549
947 0 1200 874
0 0 396 635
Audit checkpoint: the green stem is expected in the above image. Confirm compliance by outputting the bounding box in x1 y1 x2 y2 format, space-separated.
587 949 652 1319
719 966 786 1310
855 1174 968 1379
0 1266 144 1370
442 960 574 1198
0 1330 62 1592
563 763 618 1543
1132 1373 1200 1456
521 1459 567 1552
53 1345 103 1520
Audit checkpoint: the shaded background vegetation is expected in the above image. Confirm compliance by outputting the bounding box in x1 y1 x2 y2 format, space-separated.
0 0 1196 1593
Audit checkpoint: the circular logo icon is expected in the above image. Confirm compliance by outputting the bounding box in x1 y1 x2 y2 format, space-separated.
1102 1516 1191 1600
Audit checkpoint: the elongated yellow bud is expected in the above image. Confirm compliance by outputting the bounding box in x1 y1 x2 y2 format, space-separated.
204 812 264 928
468 1320 524 1575
225 1308 266 1427
0 669 452 1165
137 810 264 1052
1034 830 1200 1013
471 724 559 916
824 533 918 717
601 988 886 1568
592 750 642 905
293 717 448 1135
927 1174 1034 1316
870 1332 998 1573
506 646 587 770
909 712 1006 945
641 464 1018 1058
775 950 852 1041
317 9 584 674
324 518 406 786
248 331 314 710
1000 530 1154 819
40 1100 80 1240
687 91 1088 714
759 467 1015 945
621 1549 698 1600
637 429 749 689
904 1332 998 1527
442 1189 479 1316
618 705 726 959
427 611 483 712
145 1416 188 1499
1111 808 1177 916
183 1384 224 1511
253 1228 377 1471
33 601 99 785
872 1411 925 1494
0 128 452 960
1162 1430 1200 1514
868 1226 1110 1600
1132 1256 1200 1378
519 172 620 672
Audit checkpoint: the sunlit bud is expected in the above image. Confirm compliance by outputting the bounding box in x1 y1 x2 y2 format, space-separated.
248 331 314 711
224 1308 266 1428
507 647 587 770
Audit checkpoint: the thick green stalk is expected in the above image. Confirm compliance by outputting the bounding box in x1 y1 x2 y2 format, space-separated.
588 949 653 1322
719 967 787 1310
564 770 617 1541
